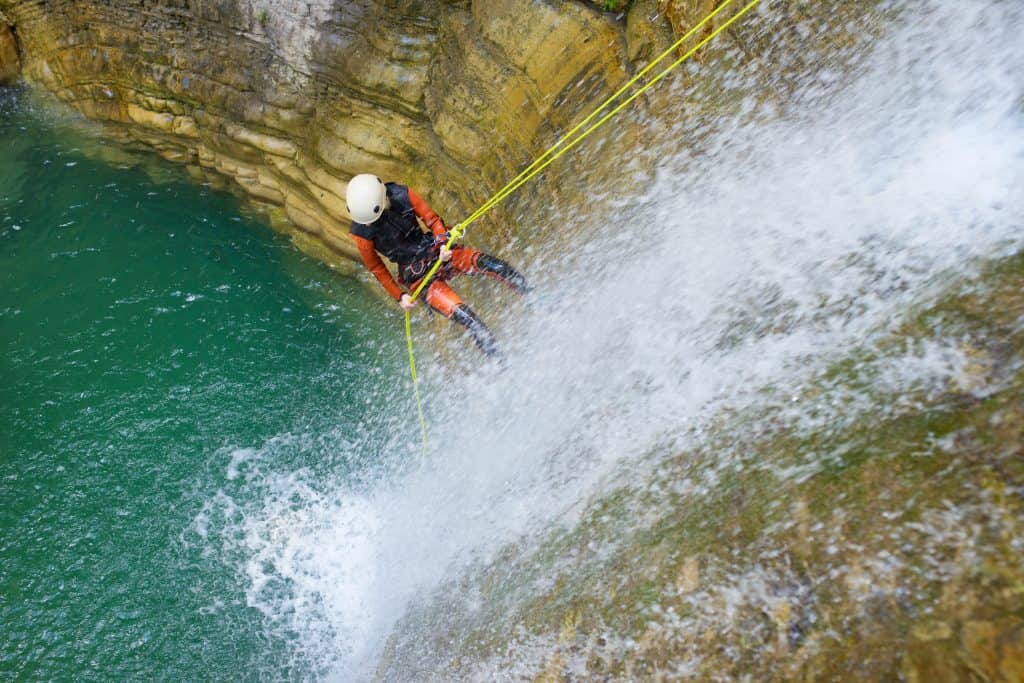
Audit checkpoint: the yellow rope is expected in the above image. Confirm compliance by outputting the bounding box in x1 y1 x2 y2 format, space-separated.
405 309 429 457
406 0 763 456
443 0 749 248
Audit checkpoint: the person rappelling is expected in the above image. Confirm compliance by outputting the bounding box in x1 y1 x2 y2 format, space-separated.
345 173 529 358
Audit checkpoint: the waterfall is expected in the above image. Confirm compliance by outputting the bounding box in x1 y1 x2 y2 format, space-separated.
203 0 1024 677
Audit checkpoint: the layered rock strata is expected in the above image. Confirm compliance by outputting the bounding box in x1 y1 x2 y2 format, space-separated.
0 0 874 280
0 0 679 272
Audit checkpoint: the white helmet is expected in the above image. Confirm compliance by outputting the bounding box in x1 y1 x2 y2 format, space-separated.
346 173 388 224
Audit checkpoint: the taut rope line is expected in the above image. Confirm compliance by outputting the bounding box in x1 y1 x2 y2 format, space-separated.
406 0 764 457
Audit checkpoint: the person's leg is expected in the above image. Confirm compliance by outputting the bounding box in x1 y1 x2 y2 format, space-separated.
423 280 500 357
450 305 500 358
449 247 530 296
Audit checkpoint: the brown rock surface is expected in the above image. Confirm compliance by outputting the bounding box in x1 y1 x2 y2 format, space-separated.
0 0 877 284
0 15 18 84
0 0 644 272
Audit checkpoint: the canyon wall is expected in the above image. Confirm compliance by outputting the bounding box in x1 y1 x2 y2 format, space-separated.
0 0 691 273
0 0 874 287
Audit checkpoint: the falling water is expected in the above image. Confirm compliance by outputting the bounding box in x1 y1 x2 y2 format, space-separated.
204 0 1023 679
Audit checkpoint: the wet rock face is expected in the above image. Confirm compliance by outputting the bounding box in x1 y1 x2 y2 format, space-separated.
375 251 1024 682
0 18 18 84
0 0 879 273
0 0 635 268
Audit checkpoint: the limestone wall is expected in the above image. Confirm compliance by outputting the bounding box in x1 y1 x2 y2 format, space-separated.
0 0 871 277
0 0 681 271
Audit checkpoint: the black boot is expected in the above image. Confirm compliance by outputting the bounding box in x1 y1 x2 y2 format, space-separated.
451 304 501 358
477 254 530 296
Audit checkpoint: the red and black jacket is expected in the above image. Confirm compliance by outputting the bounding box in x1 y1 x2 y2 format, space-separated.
349 183 447 300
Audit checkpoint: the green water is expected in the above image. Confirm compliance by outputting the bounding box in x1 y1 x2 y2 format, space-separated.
0 88 404 679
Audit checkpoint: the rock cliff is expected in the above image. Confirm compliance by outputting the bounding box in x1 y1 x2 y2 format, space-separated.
0 0 870 279
0 0 878 282
0 0 683 272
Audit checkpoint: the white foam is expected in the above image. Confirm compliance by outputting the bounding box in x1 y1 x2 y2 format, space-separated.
226 447 260 482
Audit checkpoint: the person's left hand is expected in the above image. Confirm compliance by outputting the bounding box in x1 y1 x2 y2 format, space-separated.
439 245 452 262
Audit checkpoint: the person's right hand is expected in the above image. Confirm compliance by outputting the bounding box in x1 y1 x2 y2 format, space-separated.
399 293 416 311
